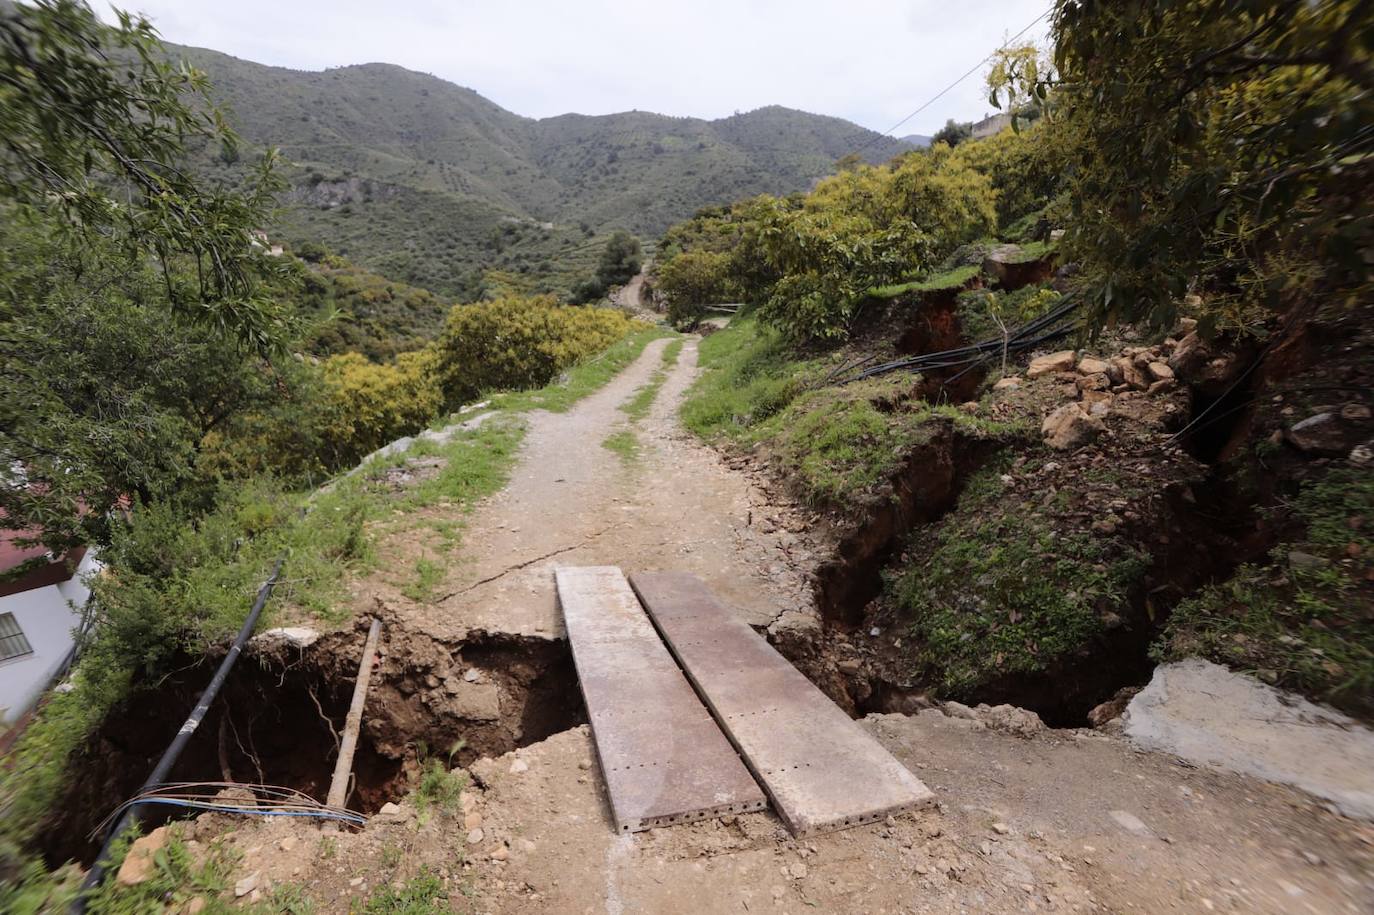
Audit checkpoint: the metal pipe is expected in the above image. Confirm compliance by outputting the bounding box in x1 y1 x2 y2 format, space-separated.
72 556 285 912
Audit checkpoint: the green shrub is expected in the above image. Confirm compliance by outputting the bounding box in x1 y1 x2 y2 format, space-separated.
433 295 635 406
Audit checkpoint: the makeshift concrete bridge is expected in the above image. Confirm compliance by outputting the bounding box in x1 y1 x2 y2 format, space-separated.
555 567 933 836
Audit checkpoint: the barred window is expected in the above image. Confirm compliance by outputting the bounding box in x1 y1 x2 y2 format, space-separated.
0 612 34 662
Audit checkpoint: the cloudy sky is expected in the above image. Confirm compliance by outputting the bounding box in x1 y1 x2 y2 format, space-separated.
107 0 1051 136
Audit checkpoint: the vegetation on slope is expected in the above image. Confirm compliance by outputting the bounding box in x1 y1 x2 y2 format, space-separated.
1158 469 1374 717
669 0 1372 717
167 42 911 298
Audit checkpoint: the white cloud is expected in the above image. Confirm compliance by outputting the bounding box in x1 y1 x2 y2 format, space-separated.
107 0 1050 135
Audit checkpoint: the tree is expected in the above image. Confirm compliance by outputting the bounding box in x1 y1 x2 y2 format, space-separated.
0 0 286 349
595 231 643 288
0 1 296 552
657 250 732 326
932 118 972 148
993 0 1373 332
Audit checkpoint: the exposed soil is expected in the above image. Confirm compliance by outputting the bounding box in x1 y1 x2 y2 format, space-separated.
71 330 1374 912
206 710 1374 914
38 624 583 867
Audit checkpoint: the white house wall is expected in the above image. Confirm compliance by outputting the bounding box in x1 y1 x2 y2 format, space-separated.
0 551 98 724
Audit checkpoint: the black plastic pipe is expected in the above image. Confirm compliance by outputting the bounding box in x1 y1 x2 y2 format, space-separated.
72 556 285 912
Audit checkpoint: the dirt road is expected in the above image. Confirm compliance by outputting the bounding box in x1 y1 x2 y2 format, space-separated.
231 336 1372 913
363 335 816 645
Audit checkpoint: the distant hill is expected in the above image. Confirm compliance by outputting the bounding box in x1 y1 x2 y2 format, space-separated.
173 46 911 298
900 134 933 148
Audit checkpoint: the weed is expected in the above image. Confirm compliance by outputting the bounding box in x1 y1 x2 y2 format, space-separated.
380 843 403 870
602 429 641 464
364 869 449 914
84 825 238 915
415 759 465 817
402 556 443 602
318 836 338 861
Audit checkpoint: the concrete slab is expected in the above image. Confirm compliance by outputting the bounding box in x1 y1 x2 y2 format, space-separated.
555 567 766 833
1124 658 1374 820
630 571 934 836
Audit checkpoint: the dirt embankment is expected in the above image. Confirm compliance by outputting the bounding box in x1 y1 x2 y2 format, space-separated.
62 326 1374 914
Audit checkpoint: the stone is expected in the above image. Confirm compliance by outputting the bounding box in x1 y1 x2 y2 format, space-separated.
349 876 365 888
1287 413 1347 456
452 681 502 721
518 839 537 853
1341 403 1372 422
1027 350 1077 378
116 825 169 886
983 243 1027 284
1076 373 1109 394
1111 355 1149 390
279 836 299 852
1351 443 1373 466
490 845 509 862
992 822 1011 835
464 812 483 830
1147 361 1175 382
1042 404 1105 451
1147 379 1176 396
378 802 402 816
509 757 529 774
234 873 260 898
1108 810 1151 836
466 828 485 845
993 376 1022 390
463 668 481 683
1077 356 1112 376
254 627 320 650
1287 550 1326 569
789 862 808 879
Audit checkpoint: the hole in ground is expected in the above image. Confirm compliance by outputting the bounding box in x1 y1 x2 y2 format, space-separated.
37 627 582 868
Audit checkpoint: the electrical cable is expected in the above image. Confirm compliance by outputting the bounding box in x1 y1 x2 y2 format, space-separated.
847 6 1054 155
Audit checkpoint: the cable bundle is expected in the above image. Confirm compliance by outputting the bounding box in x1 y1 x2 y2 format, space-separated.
91 781 367 839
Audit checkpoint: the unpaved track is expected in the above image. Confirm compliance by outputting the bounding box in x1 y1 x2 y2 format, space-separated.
324 335 1374 914
374 335 814 643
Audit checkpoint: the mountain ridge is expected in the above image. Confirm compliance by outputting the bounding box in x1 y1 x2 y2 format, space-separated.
172 42 913 298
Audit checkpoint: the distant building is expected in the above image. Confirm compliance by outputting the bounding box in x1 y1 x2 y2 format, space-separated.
249 229 285 257
0 529 98 725
971 113 1013 140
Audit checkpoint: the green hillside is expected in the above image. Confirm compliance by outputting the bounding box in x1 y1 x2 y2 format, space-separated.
172 45 909 298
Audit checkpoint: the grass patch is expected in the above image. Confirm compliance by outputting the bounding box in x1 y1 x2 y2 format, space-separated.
680 316 824 441
618 337 683 422
415 758 466 820
401 556 443 602
889 463 1147 694
82 824 239 914
363 870 448 915
1156 469 1373 717
602 429 642 464
867 264 982 300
